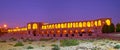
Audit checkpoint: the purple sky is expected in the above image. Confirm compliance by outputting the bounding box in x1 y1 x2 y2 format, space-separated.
0 0 120 28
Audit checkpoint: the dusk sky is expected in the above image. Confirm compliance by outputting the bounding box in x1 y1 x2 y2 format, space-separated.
0 0 120 28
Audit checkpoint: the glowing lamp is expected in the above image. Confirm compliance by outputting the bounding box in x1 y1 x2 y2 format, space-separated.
3 24 7 28
105 19 111 26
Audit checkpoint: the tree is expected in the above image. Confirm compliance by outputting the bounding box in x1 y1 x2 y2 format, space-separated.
116 23 120 32
102 24 108 33
109 23 115 33
102 23 115 33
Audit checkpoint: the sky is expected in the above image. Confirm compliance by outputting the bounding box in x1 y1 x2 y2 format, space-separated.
0 0 120 28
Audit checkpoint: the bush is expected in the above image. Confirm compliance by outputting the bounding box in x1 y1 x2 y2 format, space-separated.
14 41 24 46
114 45 120 49
102 23 115 33
41 45 45 47
52 45 60 50
116 23 120 32
27 46 34 49
60 39 79 47
51 44 57 46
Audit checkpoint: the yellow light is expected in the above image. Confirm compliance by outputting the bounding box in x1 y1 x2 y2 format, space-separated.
81 29 85 32
51 30 54 33
55 24 58 28
8 30 11 32
57 30 60 33
105 19 111 26
70 23 73 28
73 22 76 28
52 24 54 29
64 23 67 28
28 24 31 29
68 23 71 28
13 29 17 32
98 20 101 26
47 25 49 29
75 30 78 33
87 21 91 27
63 30 67 34
61 23 64 28
58 24 60 28
42 26 44 29
83 22 86 27
79 22 82 28
76 22 78 27
33 23 37 29
70 30 72 33
91 21 94 27
49 25 51 29
95 21 97 26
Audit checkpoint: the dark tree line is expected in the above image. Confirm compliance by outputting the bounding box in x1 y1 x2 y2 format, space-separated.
102 23 120 33
116 23 120 32
102 23 115 33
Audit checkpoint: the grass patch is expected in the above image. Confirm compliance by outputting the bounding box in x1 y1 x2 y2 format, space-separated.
51 44 57 46
114 45 120 49
27 46 34 49
60 39 79 47
41 45 45 47
52 45 60 50
14 41 24 47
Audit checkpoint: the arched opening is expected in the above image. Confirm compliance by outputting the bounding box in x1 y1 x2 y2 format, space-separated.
33 23 38 29
71 34 74 37
88 34 92 36
79 34 82 36
53 34 56 37
28 24 31 29
33 30 36 36
47 34 49 37
28 31 30 34
60 34 62 37
65 34 68 37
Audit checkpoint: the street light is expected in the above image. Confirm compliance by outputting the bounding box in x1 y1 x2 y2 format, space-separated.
3 24 7 28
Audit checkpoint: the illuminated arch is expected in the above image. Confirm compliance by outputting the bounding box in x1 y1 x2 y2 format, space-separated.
91 21 94 27
58 24 60 28
61 23 64 28
32 23 38 29
95 21 97 26
75 22 78 27
87 21 91 27
67 23 70 28
28 24 31 29
55 24 58 28
64 23 67 28
79 22 82 28
52 24 54 29
98 20 101 26
83 22 86 27
70 23 73 28
73 22 76 28
105 19 111 26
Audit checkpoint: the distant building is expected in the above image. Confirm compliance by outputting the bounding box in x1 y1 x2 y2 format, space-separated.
7 18 111 39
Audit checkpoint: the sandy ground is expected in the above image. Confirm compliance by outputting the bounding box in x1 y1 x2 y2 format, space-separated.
0 39 120 50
